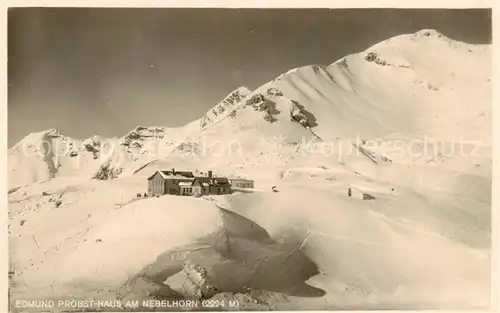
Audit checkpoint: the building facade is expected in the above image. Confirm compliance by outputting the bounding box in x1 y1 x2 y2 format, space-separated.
191 177 232 196
148 171 166 196
228 178 254 189
179 182 194 196
147 169 195 196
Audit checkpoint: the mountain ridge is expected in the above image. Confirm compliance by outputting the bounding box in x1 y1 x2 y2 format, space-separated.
9 29 489 149
8 29 491 188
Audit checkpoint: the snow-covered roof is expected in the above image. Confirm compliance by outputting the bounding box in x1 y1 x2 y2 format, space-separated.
160 170 194 178
162 174 195 180
179 182 192 186
213 178 229 184
191 177 231 187
228 178 254 182
147 170 195 180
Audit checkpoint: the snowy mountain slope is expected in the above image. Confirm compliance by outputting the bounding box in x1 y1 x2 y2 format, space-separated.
199 86 252 129
135 30 491 176
9 30 491 187
7 87 254 189
222 188 489 309
263 29 491 142
8 129 102 189
8 29 492 311
9 130 127 188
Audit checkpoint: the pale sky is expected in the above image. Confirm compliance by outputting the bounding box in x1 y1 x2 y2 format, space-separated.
8 8 491 146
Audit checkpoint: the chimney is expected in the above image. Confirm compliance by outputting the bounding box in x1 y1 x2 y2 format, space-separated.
172 168 175 175
208 170 212 178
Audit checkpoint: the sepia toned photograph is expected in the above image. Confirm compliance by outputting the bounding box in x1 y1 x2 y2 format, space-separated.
7 7 493 311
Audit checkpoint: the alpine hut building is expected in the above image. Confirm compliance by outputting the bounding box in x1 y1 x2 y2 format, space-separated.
147 169 195 196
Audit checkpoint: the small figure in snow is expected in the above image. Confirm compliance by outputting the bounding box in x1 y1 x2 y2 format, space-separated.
348 188 352 198
272 186 279 193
